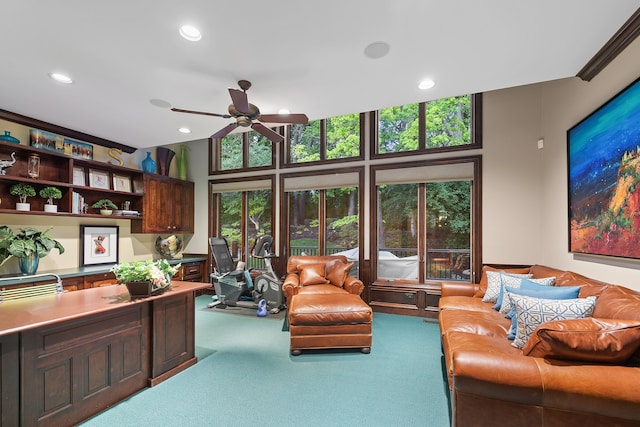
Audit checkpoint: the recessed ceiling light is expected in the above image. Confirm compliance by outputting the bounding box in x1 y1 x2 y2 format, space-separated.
179 25 202 42
48 72 73 84
178 127 191 134
364 42 390 59
278 109 290 115
418 79 435 90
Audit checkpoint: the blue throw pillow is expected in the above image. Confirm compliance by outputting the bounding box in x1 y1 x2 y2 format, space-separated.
494 274 555 312
505 281 582 340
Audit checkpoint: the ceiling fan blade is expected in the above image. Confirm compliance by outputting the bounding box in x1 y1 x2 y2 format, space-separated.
171 107 231 118
259 113 309 124
228 88 250 114
211 123 238 139
251 123 284 143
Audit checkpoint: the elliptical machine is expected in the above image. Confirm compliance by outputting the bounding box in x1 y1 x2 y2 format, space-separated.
249 235 285 314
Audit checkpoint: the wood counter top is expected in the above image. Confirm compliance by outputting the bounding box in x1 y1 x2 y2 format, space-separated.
0 280 211 336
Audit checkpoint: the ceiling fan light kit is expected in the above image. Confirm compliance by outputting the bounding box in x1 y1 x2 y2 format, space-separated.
171 80 309 143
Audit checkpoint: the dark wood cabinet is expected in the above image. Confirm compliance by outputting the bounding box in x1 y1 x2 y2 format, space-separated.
0 334 19 427
131 175 194 234
84 272 118 288
368 282 441 318
61 276 85 291
175 260 205 282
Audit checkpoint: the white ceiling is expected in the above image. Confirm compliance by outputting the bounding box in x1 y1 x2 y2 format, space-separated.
1 1 639 151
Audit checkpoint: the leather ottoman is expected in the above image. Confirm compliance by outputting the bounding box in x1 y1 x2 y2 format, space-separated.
288 293 373 355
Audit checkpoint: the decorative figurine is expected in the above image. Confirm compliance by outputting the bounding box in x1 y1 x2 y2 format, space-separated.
0 152 16 175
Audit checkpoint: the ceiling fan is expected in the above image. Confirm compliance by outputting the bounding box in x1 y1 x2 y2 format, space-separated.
171 80 309 143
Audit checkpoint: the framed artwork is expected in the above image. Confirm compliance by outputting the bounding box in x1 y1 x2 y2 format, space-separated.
113 174 132 192
80 225 119 266
567 76 640 259
29 129 93 159
73 167 85 185
89 169 110 189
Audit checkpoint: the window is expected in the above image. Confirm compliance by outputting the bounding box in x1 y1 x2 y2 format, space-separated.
211 129 277 173
373 159 477 282
373 94 481 157
285 113 364 165
210 178 274 268
283 169 363 264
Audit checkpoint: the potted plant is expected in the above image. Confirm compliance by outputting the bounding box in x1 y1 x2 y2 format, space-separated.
111 259 180 298
10 183 36 211
91 199 118 215
39 186 63 213
0 225 65 275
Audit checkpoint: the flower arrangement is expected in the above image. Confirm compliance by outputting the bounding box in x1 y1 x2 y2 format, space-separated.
111 259 180 290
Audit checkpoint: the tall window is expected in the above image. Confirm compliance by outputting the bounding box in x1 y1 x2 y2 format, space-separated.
373 160 476 282
210 178 274 268
283 170 362 263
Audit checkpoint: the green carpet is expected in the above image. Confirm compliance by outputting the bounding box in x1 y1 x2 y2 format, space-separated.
78 295 449 427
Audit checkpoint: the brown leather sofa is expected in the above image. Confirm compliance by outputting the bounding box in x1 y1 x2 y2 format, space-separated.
283 255 372 355
439 264 640 427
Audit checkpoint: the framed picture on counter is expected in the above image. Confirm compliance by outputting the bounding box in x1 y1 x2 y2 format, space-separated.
80 225 119 266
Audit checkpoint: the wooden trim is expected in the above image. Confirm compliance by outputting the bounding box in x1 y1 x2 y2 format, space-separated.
0 108 136 153
577 8 640 81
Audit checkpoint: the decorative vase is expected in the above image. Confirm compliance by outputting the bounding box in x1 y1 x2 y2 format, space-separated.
16 202 30 211
19 253 39 275
156 147 175 176
177 144 188 180
44 204 57 213
0 131 20 144
141 152 156 173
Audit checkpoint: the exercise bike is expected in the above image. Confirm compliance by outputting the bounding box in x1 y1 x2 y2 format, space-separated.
208 236 284 313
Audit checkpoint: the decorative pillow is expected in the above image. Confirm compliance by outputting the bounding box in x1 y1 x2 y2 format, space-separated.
474 266 532 298
297 263 330 285
505 283 583 339
482 271 532 304
510 294 596 349
523 318 640 363
325 261 354 288
496 276 556 314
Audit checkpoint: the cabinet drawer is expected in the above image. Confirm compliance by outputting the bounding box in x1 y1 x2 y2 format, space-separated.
178 262 203 282
84 272 118 288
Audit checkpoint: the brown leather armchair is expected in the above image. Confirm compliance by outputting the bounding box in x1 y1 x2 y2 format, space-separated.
282 255 364 306
283 255 372 355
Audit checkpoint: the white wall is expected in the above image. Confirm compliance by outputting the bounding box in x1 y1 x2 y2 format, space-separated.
483 36 640 290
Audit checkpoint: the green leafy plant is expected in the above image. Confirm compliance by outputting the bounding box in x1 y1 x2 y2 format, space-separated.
10 183 36 203
39 186 63 205
0 225 65 263
91 199 118 210
111 259 180 290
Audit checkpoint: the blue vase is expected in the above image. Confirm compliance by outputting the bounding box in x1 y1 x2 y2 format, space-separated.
0 131 20 144
142 152 156 173
19 253 39 275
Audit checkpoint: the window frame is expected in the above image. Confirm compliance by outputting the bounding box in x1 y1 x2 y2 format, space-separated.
281 113 365 168
208 175 276 265
370 93 483 159
370 155 482 284
208 128 281 175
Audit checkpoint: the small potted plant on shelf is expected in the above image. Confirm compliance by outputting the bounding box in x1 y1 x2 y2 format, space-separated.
91 199 118 215
10 183 36 211
39 186 63 213
0 225 65 275
111 259 180 298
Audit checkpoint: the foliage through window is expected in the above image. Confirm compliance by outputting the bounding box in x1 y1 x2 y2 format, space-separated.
216 129 276 172
375 94 477 155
